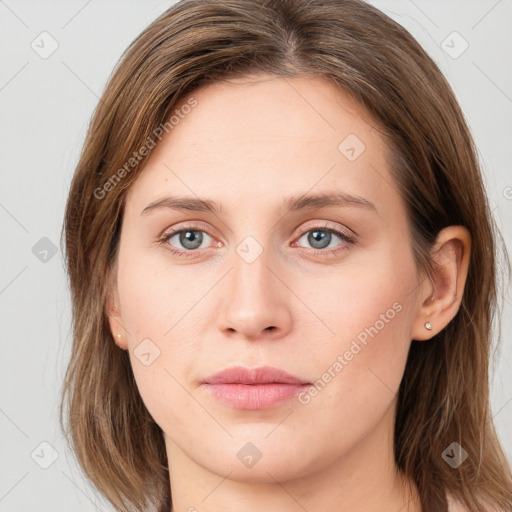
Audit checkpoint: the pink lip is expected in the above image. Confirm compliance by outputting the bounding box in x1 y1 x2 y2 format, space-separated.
201 366 311 410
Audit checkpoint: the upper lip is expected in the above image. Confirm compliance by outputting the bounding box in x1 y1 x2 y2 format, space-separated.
202 366 310 385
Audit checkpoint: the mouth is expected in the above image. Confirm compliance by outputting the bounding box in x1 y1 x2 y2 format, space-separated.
201 366 311 410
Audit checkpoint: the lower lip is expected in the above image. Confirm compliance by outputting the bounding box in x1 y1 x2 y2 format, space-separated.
203 383 309 409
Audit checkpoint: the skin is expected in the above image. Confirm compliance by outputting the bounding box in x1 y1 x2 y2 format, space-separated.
106 74 471 512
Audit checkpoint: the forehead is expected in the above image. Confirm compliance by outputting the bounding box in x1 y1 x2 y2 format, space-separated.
125 74 398 217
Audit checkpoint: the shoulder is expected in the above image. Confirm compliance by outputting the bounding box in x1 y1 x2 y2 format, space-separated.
446 491 507 512
447 492 468 512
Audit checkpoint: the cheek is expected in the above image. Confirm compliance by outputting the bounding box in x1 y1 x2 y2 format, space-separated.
295 251 417 408
116 248 200 344
115 252 215 429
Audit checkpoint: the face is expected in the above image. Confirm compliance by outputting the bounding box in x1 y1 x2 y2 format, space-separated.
108 74 424 483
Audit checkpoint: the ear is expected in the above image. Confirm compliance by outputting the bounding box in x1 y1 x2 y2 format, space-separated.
105 266 129 351
411 226 471 341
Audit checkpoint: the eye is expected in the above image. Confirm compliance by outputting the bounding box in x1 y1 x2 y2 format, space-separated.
160 223 218 257
293 225 355 255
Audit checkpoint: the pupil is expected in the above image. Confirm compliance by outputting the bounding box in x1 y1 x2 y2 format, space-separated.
309 230 330 249
181 230 202 249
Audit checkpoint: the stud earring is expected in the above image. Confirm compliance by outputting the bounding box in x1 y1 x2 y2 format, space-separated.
425 322 432 330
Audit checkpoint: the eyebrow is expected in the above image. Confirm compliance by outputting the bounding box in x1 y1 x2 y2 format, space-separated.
140 191 378 216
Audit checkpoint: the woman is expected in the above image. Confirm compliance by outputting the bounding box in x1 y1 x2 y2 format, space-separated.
60 0 512 511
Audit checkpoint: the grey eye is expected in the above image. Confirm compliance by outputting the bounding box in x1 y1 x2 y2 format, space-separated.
297 228 346 250
167 229 212 250
306 229 332 249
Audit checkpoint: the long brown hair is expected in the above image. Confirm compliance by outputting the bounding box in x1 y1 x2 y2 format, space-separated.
60 1 512 511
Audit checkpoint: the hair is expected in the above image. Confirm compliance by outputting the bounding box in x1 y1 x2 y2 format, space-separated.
60 0 512 511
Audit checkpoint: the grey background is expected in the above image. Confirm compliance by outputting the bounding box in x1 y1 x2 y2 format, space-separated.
0 1 511 510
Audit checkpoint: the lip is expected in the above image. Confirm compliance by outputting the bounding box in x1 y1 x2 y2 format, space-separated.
201 366 311 410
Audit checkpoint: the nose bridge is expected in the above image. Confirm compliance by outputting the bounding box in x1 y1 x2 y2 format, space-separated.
216 235 292 340
232 242 273 301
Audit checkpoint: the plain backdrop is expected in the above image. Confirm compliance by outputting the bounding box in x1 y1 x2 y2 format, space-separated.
0 1 511 511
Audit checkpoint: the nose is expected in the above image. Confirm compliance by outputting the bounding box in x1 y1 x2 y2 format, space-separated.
216 247 293 342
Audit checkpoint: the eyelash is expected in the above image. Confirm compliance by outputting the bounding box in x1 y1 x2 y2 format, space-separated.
158 222 356 258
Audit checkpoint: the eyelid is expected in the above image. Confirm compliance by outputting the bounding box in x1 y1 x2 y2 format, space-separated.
294 221 356 242
160 220 219 240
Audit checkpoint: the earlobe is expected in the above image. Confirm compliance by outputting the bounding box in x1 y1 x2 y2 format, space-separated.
105 283 129 350
411 226 471 341
114 332 127 350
